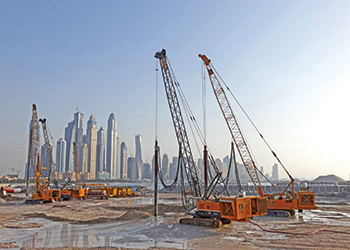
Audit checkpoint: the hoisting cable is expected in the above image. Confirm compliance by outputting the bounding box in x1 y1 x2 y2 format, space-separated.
211 64 293 180
175 77 229 194
249 221 350 236
158 147 181 191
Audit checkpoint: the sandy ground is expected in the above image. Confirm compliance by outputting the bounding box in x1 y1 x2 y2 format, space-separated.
1 194 350 250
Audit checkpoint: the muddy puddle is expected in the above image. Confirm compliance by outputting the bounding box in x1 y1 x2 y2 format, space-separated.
1 216 190 249
110 197 181 206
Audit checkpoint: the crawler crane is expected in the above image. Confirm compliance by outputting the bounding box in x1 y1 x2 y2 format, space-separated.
199 54 317 216
25 106 61 203
155 49 267 227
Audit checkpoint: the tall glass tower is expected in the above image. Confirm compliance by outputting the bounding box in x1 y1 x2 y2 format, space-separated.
272 163 279 180
120 142 127 179
56 138 66 173
86 115 97 179
107 113 117 179
96 127 106 173
64 121 75 172
135 134 143 180
162 153 169 179
116 137 121 179
74 111 84 169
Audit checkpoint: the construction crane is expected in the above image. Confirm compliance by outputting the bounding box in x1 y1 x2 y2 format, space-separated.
39 118 54 182
199 54 317 216
155 49 201 199
155 49 267 227
25 105 61 203
25 104 41 196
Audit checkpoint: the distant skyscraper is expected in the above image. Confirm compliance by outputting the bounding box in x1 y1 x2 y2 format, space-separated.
223 155 234 180
96 127 106 173
56 138 66 173
143 163 152 180
86 115 97 179
215 158 223 173
272 163 279 180
120 142 128 179
41 144 49 178
74 111 84 168
64 121 75 172
82 143 88 174
135 134 143 180
107 113 117 179
258 166 265 182
86 115 97 180
127 156 136 180
196 158 203 181
162 153 169 179
171 156 179 180
116 137 121 179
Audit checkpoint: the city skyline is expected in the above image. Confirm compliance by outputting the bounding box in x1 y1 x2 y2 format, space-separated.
1 1 349 180
31 108 285 182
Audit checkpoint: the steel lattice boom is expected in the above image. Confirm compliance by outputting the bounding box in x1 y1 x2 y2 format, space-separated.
39 118 54 182
155 49 201 197
199 54 264 197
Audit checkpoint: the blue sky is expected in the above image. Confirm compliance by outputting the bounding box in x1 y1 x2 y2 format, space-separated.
0 1 349 180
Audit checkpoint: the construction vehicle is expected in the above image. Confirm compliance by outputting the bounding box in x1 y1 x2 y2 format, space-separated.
199 54 317 216
60 142 86 200
85 188 108 199
25 106 61 204
26 154 61 203
155 49 267 227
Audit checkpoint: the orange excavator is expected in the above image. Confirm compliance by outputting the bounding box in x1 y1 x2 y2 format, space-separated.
199 54 317 216
155 49 267 227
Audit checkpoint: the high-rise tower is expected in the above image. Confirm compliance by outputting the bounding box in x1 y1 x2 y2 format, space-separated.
135 134 143 180
96 127 106 173
56 138 66 173
106 113 117 179
162 153 169 179
64 121 75 172
120 142 128 179
86 115 97 179
116 137 121 179
127 156 136 180
272 163 279 181
74 111 84 168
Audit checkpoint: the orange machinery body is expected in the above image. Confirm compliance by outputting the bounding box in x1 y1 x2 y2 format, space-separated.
85 188 108 199
266 191 317 211
32 189 61 202
196 196 267 222
71 188 86 199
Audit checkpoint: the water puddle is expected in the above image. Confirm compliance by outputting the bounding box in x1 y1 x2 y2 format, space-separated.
110 197 181 205
0 216 189 250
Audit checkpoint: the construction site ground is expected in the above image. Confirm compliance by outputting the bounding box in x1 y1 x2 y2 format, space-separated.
1 193 350 250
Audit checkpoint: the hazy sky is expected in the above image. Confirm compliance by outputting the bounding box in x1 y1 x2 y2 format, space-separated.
1 1 349 180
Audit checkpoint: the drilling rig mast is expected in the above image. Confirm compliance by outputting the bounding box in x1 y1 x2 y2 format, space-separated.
25 104 41 196
199 54 317 216
39 118 54 182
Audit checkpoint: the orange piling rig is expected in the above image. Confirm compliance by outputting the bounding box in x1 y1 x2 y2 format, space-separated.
199 54 317 216
155 49 267 228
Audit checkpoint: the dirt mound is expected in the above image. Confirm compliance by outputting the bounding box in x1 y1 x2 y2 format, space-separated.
2 222 42 229
0 242 18 249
